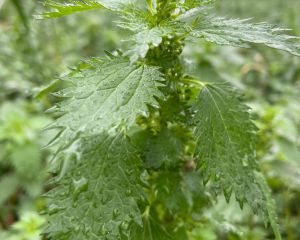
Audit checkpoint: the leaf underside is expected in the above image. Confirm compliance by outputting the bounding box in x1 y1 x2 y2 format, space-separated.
37 0 104 19
38 0 136 19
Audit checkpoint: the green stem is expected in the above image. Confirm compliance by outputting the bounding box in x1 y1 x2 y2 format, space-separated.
143 205 151 218
181 78 207 88
146 0 156 15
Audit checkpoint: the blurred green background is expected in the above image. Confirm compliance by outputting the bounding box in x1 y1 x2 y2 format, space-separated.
0 0 299 239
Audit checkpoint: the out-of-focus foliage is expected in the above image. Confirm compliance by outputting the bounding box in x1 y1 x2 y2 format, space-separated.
0 101 50 202
0 0 299 239
0 212 45 240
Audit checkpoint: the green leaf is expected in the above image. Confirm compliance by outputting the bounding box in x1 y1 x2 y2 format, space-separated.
128 208 174 240
125 23 185 62
190 16 300 56
255 172 282 240
128 208 189 240
192 83 281 237
143 127 184 169
179 0 214 10
153 171 208 215
47 57 164 152
34 79 60 99
94 0 138 10
45 133 143 240
0 174 19 206
192 82 266 214
181 171 209 212
37 0 136 19
36 0 104 19
126 27 169 62
117 8 187 62
117 6 150 32
154 172 189 214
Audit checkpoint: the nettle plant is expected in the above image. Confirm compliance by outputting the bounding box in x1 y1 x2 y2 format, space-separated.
39 0 300 239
